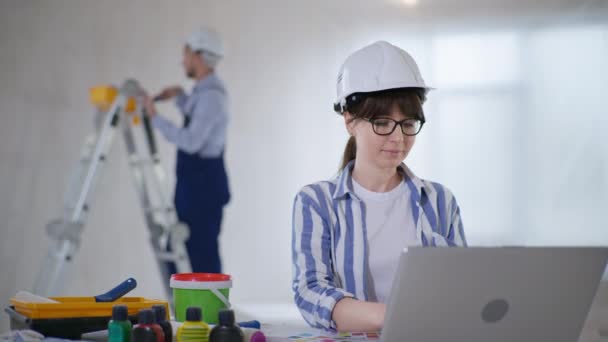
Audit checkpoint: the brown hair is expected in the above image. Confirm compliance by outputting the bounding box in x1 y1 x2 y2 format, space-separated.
340 88 425 170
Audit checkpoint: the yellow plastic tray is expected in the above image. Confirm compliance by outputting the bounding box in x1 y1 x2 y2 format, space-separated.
10 296 169 319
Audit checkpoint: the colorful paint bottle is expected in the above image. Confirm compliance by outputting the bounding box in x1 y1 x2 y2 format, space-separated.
152 304 173 342
133 309 165 342
209 309 244 342
242 329 266 342
176 306 209 342
108 305 132 342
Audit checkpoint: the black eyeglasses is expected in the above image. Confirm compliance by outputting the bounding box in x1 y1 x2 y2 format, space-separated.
366 117 424 136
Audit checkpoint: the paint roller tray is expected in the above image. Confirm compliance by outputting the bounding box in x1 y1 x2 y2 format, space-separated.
4 305 139 339
5 297 169 339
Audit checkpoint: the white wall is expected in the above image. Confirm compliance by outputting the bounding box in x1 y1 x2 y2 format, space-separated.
1 0 607 331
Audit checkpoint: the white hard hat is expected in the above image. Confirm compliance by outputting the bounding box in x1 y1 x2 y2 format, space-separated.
186 27 224 57
334 40 432 113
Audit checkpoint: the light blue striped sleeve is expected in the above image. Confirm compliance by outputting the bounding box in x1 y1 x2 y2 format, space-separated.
292 186 354 331
447 190 467 247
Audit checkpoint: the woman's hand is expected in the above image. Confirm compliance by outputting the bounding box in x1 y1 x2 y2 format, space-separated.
332 297 386 332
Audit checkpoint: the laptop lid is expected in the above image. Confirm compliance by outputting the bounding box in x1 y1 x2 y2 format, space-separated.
381 247 608 342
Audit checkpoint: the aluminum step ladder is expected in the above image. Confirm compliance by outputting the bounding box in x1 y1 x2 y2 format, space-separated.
32 79 192 301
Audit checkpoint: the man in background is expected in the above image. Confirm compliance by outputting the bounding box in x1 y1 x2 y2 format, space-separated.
142 27 230 274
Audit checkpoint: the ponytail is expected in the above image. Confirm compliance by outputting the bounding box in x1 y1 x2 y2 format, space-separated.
340 136 357 170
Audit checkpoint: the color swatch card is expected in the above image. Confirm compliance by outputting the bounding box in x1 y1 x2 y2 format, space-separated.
286 331 380 342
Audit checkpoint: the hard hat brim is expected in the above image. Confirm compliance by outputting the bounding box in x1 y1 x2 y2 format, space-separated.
333 86 433 114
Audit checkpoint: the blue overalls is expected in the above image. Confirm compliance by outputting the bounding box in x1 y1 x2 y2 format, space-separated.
173 115 230 274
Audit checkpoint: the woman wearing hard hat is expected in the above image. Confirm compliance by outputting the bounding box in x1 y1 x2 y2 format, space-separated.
291 41 467 332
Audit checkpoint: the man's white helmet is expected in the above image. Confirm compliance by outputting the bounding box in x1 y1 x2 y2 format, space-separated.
334 40 432 114
186 27 224 58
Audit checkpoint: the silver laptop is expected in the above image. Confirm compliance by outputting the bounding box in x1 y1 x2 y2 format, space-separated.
381 247 608 342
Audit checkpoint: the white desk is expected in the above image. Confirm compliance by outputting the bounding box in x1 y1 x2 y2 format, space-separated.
237 282 608 342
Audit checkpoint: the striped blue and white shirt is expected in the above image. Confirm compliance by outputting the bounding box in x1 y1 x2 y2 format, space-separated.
291 160 467 331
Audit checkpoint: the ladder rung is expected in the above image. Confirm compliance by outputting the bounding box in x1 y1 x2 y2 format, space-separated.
155 252 188 262
129 159 157 167
145 206 175 214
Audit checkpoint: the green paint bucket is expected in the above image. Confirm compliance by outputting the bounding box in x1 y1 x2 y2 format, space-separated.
170 273 232 324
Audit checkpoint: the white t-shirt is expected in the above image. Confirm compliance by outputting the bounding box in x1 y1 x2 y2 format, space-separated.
352 178 418 303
